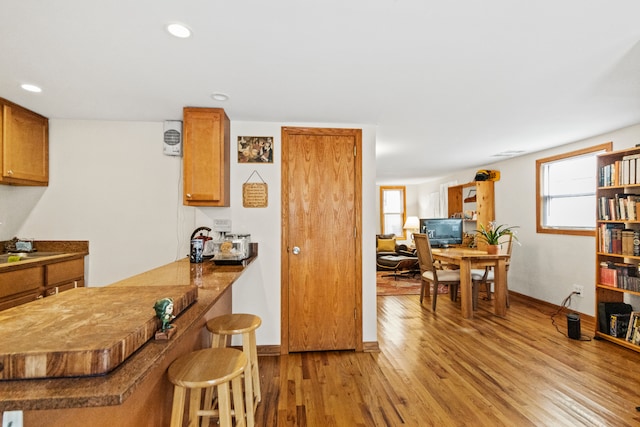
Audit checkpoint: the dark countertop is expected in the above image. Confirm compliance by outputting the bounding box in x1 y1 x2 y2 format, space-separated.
0 254 256 411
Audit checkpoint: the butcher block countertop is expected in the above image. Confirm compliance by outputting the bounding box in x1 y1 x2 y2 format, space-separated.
0 286 198 379
0 254 256 411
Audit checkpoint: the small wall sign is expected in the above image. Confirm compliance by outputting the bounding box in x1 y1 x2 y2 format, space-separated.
243 170 268 208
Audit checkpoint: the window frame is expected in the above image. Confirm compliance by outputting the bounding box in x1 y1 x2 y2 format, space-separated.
379 185 407 239
536 142 611 236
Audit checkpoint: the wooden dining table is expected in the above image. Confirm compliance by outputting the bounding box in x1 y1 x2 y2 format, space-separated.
432 247 509 319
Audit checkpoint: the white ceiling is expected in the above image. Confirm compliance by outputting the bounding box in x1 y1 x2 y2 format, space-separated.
2 1 640 184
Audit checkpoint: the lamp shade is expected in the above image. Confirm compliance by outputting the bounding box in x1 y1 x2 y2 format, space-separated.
403 216 420 230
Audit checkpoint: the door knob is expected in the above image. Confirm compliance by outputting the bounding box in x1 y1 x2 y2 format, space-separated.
292 246 301 255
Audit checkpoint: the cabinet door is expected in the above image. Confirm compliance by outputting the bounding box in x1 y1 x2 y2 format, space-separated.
0 266 44 310
0 100 49 185
0 266 44 298
46 258 84 287
183 107 230 206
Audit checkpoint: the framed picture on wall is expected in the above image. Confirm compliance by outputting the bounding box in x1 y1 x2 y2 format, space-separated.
238 136 273 163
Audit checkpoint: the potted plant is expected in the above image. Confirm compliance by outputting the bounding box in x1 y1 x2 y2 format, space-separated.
476 222 519 254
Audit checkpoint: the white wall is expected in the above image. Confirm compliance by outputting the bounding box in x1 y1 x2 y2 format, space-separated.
1 119 378 347
4 120 187 286
416 123 640 316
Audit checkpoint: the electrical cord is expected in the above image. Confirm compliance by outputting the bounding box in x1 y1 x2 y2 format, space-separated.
549 291 592 341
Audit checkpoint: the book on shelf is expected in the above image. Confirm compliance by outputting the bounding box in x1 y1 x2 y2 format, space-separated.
599 263 617 287
622 153 640 185
622 229 635 255
625 312 640 345
598 223 625 253
610 313 631 338
614 262 640 291
601 154 640 187
599 261 640 290
597 194 640 221
598 302 632 334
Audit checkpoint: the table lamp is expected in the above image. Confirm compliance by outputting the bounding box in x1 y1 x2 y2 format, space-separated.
403 216 420 242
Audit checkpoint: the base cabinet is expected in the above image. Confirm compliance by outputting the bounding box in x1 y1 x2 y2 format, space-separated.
182 107 230 207
0 266 43 310
0 97 49 186
0 257 85 311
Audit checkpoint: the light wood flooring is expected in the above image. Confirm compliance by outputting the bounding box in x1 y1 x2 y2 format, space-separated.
253 293 640 426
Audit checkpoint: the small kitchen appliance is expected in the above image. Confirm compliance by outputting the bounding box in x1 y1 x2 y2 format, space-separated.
211 233 251 264
190 227 215 260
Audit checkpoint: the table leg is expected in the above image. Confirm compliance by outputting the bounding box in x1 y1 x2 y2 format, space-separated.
459 258 473 319
494 258 507 317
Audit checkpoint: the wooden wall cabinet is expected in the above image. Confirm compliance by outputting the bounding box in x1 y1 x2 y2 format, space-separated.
182 107 230 207
0 257 85 310
595 147 640 353
0 97 49 186
447 180 495 250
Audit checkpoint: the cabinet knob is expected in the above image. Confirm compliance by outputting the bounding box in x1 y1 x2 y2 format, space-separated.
6 170 13 175
186 193 192 198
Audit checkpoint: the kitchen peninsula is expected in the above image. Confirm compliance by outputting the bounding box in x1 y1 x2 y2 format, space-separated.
0 246 257 426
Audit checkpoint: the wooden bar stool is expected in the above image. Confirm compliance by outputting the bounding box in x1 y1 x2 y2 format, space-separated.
167 347 247 427
206 314 261 427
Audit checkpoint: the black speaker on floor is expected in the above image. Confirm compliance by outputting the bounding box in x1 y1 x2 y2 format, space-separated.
567 313 581 340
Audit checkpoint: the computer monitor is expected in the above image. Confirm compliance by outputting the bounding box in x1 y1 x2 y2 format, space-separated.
420 218 463 248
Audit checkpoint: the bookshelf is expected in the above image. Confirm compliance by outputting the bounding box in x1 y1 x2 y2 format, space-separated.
596 146 640 352
447 181 495 250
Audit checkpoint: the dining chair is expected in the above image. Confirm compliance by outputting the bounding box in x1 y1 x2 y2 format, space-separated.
472 232 513 308
414 233 461 311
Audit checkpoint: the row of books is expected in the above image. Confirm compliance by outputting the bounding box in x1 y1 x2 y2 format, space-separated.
600 261 640 291
598 194 640 221
597 224 640 256
626 312 640 345
600 154 640 187
606 308 640 345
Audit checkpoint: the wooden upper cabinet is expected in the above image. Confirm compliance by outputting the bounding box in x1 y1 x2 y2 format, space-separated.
182 107 230 206
0 98 49 186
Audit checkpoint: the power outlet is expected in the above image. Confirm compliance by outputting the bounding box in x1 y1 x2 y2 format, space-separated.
573 284 584 297
2 410 23 427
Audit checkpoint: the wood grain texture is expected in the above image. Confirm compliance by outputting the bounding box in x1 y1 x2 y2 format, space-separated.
254 294 640 426
0 97 49 185
281 127 362 353
0 285 197 379
182 107 230 207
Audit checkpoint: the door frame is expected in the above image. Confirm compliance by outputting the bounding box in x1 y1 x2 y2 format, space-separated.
280 126 363 354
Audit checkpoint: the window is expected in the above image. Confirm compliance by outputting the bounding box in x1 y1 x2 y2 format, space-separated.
380 186 406 238
536 142 611 236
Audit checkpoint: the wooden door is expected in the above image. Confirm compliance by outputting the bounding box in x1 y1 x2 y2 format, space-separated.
281 127 362 353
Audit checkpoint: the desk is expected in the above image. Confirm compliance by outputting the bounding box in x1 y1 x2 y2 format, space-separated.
432 248 509 319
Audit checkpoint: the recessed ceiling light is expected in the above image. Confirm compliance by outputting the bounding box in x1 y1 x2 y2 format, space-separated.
21 83 42 93
166 23 192 38
211 93 229 101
